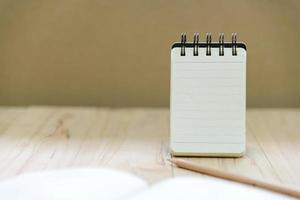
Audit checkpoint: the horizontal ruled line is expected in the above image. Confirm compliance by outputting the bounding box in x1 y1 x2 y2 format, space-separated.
174 61 244 64
172 141 244 144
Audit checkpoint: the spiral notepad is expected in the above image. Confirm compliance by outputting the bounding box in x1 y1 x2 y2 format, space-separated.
170 33 246 157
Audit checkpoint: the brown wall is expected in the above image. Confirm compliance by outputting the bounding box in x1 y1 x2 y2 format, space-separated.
0 0 299 107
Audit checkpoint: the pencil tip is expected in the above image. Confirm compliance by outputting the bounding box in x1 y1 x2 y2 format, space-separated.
166 158 174 164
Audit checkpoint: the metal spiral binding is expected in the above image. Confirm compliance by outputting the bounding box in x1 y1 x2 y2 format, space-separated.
206 33 212 56
193 33 199 56
232 33 237 56
180 33 186 56
178 33 239 56
219 33 224 56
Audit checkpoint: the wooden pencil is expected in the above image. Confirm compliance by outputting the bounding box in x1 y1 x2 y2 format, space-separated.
169 158 300 199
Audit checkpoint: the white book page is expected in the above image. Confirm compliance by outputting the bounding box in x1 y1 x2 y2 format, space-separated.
0 168 292 200
0 168 148 200
129 177 291 200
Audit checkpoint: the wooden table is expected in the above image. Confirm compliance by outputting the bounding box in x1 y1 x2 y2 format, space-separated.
0 107 299 189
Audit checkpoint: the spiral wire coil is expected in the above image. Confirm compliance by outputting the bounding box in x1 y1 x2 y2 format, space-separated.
179 33 239 56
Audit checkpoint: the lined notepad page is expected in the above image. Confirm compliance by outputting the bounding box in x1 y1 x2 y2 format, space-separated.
170 47 246 156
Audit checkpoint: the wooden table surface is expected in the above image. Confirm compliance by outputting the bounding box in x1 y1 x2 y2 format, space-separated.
0 107 299 190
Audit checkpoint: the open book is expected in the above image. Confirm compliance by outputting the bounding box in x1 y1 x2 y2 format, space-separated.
0 168 291 200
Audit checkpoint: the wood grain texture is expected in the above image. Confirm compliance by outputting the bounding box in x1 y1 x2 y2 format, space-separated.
0 107 299 190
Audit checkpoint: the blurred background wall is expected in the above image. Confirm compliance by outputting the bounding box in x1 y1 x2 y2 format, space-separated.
0 0 299 107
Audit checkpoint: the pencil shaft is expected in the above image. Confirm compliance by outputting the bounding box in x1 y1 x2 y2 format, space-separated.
171 158 300 198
